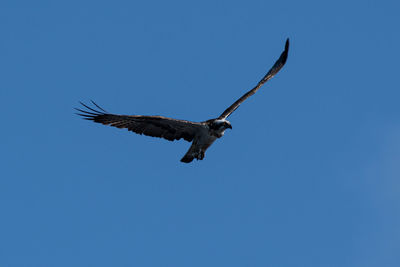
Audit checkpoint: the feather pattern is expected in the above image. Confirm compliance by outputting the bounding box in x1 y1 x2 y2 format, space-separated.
76 38 289 163
218 38 289 120
75 101 204 142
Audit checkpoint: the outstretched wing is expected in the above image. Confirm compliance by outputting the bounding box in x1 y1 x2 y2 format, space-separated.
218 38 289 120
76 101 204 142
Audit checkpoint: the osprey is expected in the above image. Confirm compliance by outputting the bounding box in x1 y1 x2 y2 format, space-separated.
76 39 289 163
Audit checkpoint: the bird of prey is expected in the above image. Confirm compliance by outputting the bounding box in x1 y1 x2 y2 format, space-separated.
76 38 289 163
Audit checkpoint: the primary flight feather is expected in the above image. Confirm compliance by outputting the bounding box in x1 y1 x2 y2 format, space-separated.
76 38 289 163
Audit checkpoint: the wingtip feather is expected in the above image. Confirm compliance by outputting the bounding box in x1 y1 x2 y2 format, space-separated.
90 100 108 113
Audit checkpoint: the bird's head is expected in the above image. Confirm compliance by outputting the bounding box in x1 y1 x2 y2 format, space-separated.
210 119 232 130
224 121 232 130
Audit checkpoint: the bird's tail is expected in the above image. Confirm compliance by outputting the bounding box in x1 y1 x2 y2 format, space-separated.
180 143 197 163
180 153 194 163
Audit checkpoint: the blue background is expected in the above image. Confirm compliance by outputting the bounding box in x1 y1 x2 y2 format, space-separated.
1 0 399 266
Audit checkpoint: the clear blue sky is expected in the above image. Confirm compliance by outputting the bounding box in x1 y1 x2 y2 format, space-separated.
1 0 399 266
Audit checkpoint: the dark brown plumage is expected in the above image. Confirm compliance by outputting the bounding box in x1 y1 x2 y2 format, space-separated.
76 101 204 142
76 38 289 162
218 38 289 120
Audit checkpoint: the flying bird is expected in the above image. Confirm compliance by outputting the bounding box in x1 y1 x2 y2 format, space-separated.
76 38 289 163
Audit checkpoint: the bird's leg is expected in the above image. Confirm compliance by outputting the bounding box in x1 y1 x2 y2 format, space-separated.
198 150 205 160
195 149 205 160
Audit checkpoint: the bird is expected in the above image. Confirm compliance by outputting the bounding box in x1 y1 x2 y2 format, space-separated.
76 38 289 163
